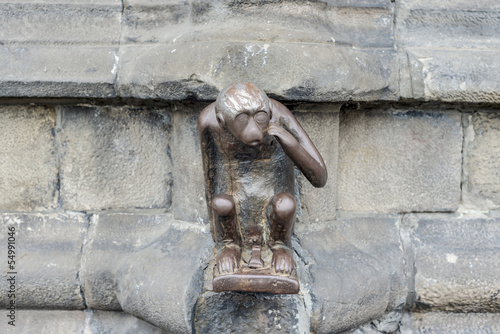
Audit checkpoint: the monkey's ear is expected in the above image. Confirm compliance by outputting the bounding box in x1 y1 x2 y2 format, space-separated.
216 113 225 128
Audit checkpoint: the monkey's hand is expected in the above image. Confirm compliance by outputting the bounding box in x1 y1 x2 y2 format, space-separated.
268 124 300 151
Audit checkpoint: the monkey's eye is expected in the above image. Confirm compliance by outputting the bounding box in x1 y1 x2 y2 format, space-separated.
235 113 249 126
255 111 268 124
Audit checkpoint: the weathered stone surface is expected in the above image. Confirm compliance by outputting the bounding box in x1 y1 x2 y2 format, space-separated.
118 42 397 102
462 111 500 210
0 213 87 309
344 310 403 334
0 310 169 334
122 1 394 48
0 310 85 333
195 292 308 334
60 106 173 211
0 2 121 44
396 0 500 49
0 106 56 210
408 214 500 312
297 214 406 334
0 0 398 102
0 46 118 98
396 1 500 102
339 108 462 212
81 213 213 333
400 49 500 103
294 105 339 223
402 312 500 334
172 107 207 224
88 310 169 334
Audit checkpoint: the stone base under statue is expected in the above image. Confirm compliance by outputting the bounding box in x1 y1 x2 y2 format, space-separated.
213 268 299 294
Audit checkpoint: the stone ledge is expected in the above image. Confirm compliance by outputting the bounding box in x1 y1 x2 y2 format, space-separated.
117 42 398 102
399 48 500 103
0 46 118 98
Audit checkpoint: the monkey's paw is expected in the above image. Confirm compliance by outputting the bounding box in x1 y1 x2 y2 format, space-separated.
271 246 294 275
216 245 241 274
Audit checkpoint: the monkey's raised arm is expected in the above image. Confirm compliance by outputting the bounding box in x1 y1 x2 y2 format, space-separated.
268 99 328 188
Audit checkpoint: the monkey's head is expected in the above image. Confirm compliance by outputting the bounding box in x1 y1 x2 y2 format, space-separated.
215 82 271 146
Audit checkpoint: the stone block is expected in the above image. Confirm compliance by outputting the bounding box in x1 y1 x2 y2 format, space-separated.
344 310 403 334
171 107 208 224
294 105 339 223
396 0 500 49
462 111 500 210
402 312 500 334
0 310 85 333
81 213 213 333
0 310 170 334
122 1 393 48
194 292 308 334
0 46 118 98
60 106 173 211
0 2 121 44
297 214 406 334
0 106 56 210
339 108 462 212
400 49 500 103
88 310 169 334
408 214 500 312
0 213 87 309
118 42 398 102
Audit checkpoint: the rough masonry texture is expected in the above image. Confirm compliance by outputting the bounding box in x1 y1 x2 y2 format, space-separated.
1 0 500 333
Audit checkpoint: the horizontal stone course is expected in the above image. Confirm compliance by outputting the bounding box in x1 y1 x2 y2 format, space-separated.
396 0 500 48
0 310 169 334
403 312 500 334
0 46 118 98
0 2 121 45
122 1 394 47
118 42 397 102
0 1 398 102
400 49 500 103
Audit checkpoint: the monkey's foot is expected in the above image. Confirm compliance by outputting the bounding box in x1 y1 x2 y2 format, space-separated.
271 245 294 275
216 244 241 274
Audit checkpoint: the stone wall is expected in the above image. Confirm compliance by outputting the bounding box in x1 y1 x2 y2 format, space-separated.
1 1 499 333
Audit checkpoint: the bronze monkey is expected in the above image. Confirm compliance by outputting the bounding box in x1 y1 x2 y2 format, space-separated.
198 82 327 293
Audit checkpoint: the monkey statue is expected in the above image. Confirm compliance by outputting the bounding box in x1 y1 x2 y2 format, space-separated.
198 82 327 293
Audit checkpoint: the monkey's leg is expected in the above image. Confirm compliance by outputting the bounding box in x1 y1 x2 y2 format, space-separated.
212 194 241 274
269 193 296 275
